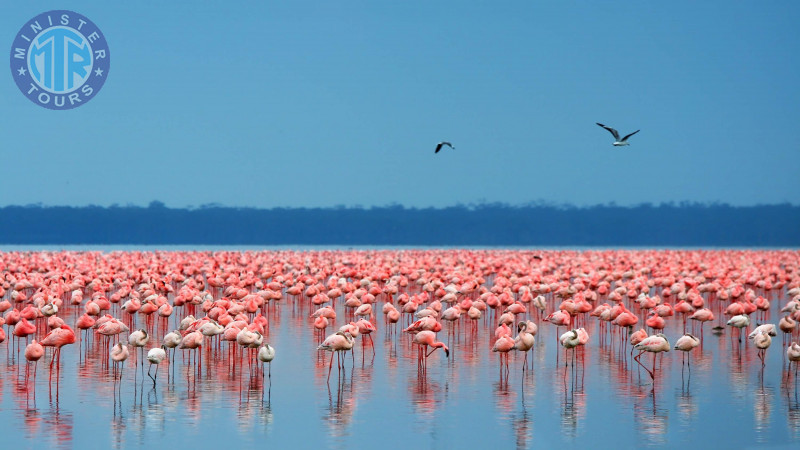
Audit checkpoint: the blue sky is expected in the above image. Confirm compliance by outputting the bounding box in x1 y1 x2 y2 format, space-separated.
2 1 799 208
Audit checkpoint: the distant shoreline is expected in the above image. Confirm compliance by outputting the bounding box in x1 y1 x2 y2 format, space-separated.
1 202 798 246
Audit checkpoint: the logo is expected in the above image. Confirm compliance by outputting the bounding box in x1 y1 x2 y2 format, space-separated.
10 10 110 110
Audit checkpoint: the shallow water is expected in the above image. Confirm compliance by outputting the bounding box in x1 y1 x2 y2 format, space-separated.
1 267 799 449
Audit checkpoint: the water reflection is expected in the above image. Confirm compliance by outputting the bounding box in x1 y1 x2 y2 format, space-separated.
323 370 356 439
43 404 73 450
513 382 535 450
786 384 800 440
633 391 669 446
410 371 441 421
754 383 774 443
559 375 585 440
676 384 697 428
111 397 126 450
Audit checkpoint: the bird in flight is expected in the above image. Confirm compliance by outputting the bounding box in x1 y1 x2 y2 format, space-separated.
435 142 455 153
596 123 640 146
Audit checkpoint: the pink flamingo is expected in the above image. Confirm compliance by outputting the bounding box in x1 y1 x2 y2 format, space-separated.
633 334 669 381
558 329 581 368
689 308 714 338
318 331 355 382
787 342 800 377
492 335 515 374
412 330 449 370
24 339 44 383
179 330 204 370
673 334 699 370
514 322 536 371
752 332 771 366
40 325 76 372
110 342 129 381
354 319 376 359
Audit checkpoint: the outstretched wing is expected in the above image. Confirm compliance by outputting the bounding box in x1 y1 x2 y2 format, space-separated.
621 130 640 142
435 142 454 153
596 123 620 140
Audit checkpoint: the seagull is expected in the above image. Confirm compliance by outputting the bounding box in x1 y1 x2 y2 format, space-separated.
596 123 640 146
435 142 455 153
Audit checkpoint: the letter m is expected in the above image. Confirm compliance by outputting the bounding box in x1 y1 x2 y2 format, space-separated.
14 48 25 59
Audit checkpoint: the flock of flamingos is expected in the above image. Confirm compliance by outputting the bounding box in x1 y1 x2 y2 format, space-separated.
2 249 800 398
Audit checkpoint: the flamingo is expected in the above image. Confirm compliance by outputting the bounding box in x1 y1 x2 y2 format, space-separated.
163 330 182 365
147 345 167 386
559 329 580 366
403 317 441 334
633 334 669 381
412 330 449 369
354 318 376 359
495 322 512 339
258 343 276 378
545 311 572 351
110 343 129 382
748 324 777 340
788 342 800 377
532 295 547 316
674 334 700 369
514 322 536 371
492 335 515 373
178 331 204 370
24 339 45 383
688 308 715 338
779 316 796 339
727 315 750 343
40 325 76 371
13 317 36 340
128 329 149 374
751 331 772 366
318 331 355 382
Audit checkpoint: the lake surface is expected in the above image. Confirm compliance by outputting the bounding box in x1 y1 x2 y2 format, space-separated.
1 249 799 449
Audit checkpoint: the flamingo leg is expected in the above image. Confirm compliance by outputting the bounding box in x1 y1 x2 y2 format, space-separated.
327 351 334 382
634 351 654 380
652 352 657 381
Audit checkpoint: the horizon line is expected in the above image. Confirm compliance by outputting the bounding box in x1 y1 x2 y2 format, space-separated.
1 201 798 210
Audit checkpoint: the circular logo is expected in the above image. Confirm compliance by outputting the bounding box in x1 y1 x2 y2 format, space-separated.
9 10 110 110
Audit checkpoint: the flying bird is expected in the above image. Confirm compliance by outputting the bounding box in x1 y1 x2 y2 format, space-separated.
435 142 455 153
596 123 640 146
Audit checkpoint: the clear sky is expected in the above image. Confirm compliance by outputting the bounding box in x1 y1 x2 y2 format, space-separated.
2 1 799 208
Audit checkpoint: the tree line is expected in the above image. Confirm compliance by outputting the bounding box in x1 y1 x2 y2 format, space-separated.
0 202 797 246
